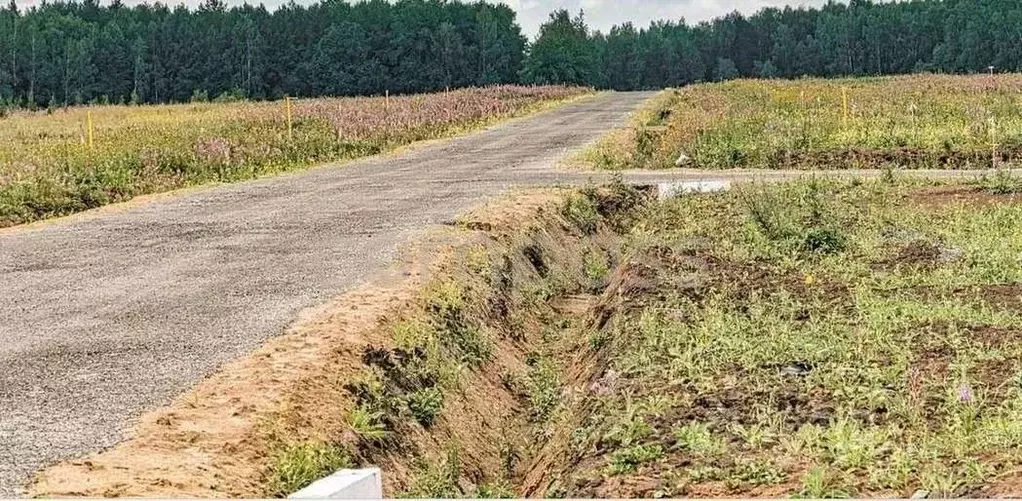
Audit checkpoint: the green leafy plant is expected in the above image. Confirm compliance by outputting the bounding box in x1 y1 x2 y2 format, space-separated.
407 387 445 426
268 441 352 497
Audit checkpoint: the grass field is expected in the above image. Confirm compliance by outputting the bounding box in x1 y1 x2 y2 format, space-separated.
519 175 1022 498
0 85 588 228
590 74 1022 171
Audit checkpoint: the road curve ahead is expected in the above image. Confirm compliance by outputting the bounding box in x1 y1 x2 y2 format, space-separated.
0 91 655 496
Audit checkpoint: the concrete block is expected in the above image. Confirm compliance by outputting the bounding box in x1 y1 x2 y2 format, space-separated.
289 468 383 499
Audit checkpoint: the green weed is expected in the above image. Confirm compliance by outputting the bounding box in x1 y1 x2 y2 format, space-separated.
347 405 388 442
673 422 726 457
607 444 665 475
400 447 463 498
424 281 492 367
561 192 601 235
267 441 352 497
524 355 562 422
407 387 445 427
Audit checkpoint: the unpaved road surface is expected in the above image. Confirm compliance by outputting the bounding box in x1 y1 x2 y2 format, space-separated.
0 92 656 496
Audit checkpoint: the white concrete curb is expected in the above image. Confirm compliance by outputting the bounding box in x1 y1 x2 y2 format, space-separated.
289 468 383 499
656 180 732 199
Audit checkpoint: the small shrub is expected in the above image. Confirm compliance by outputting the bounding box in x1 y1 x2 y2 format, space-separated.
798 466 851 499
476 481 517 498
465 245 491 278
190 89 209 102
725 459 786 490
525 357 561 421
214 88 247 103
673 422 726 456
424 281 492 366
587 330 610 351
347 405 388 442
982 169 1022 194
742 182 849 257
802 227 846 255
562 192 601 234
635 127 661 165
400 447 463 498
583 248 610 291
607 444 664 475
392 318 434 350
603 405 653 448
407 387 445 426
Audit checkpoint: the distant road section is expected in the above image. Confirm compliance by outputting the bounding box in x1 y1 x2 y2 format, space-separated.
0 91 655 496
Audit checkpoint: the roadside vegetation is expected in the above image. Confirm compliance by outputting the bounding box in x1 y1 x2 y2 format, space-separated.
29 74 1022 498
527 175 1022 498
262 175 1022 499
590 75 1022 171
32 172 1022 498
255 182 645 498
0 85 588 227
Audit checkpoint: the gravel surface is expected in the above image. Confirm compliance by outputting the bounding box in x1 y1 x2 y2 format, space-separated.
0 92 654 496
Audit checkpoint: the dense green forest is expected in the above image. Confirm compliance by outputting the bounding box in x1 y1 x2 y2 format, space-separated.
1 0 1020 107
0 0 526 106
527 0 1022 90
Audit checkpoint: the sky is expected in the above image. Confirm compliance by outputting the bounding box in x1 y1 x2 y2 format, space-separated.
12 0 834 38
506 0 830 37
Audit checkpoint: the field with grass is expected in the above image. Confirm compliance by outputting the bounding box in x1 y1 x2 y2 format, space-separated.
523 175 1022 498
0 85 588 228
590 74 1022 171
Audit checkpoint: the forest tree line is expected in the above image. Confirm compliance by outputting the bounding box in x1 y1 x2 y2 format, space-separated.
0 0 1020 107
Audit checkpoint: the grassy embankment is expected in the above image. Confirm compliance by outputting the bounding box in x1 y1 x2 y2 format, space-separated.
588 74 1022 171
0 85 590 227
262 173 1022 499
263 182 649 498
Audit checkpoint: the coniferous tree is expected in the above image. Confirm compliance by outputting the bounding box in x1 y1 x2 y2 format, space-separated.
5 0 1022 106
521 10 597 86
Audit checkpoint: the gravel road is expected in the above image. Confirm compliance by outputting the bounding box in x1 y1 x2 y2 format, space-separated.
0 91 656 496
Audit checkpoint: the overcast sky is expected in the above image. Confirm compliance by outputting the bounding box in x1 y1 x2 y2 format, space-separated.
508 0 830 37
13 0 834 37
